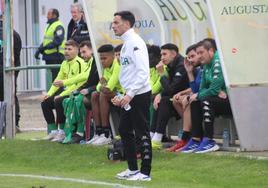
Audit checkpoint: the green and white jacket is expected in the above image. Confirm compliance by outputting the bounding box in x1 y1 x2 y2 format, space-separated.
197 51 227 100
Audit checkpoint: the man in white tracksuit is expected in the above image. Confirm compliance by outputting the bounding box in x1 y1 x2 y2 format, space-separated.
111 10 152 181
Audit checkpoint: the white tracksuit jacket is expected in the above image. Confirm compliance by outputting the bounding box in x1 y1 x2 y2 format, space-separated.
119 28 151 98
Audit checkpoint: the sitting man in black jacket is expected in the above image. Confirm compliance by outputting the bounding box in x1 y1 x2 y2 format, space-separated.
150 43 189 149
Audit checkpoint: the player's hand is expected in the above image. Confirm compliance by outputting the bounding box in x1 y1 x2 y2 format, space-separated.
54 95 61 101
218 91 227 99
156 61 164 75
189 93 198 103
80 89 89 95
111 96 122 106
153 94 161 110
120 95 132 108
42 95 49 101
53 80 64 87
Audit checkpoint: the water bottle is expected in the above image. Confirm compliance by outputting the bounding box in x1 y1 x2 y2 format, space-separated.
178 129 183 139
116 92 131 111
222 128 230 148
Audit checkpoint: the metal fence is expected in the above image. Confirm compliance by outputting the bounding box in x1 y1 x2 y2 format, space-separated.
17 45 46 92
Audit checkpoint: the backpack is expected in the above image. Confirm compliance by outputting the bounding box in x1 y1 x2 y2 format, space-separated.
107 139 125 161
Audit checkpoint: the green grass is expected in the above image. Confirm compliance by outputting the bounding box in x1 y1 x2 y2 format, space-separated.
0 132 267 188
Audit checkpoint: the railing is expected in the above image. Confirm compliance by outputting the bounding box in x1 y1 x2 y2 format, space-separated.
17 45 46 92
5 64 61 72
4 64 61 139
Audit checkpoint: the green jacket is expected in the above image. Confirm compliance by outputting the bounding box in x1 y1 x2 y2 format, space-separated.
197 51 227 100
47 56 86 97
150 67 162 95
96 58 123 93
63 57 94 87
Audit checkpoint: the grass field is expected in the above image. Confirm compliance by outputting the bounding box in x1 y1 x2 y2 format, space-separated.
0 131 267 188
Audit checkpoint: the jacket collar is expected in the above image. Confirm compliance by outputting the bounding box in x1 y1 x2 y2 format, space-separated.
67 56 79 64
47 18 58 24
120 28 135 42
168 54 183 69
206 51 219 68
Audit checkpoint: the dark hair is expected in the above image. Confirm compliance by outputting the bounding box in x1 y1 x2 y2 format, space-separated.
65 39 79 48
79 40 92 49
148 44 161 68
185 44 197 55
98 44 114 53
114 11 135 27
202 38 217 51
196 39 215 51
161 43 179 53
52 9 59 18
114 44 123 52
148 44 161 57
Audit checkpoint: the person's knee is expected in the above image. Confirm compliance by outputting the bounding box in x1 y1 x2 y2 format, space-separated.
41 99 49 109
91 91 99 102
100 92 112 104
190 100 200 108
83 96 91 107
54 97 64 108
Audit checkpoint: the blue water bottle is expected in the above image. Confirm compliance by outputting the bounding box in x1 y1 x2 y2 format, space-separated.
222 128 230 148
178 129 183 139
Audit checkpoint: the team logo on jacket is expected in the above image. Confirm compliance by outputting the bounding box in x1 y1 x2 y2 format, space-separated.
175 72 181 76
134 46 139 51
120 57 130 66
56 29 63 36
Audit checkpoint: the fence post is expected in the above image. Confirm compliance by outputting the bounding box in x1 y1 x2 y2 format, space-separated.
4 0 16 138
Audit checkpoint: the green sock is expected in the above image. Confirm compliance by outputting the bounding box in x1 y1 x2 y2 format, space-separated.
64 122 72 136
59 123 65 130
48 123 57 134
64 120 76 137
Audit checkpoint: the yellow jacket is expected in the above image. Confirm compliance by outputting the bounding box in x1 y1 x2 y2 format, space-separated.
47 56 86 97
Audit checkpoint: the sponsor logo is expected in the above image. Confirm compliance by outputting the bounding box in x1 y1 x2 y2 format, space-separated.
221 4 268 15
134 19 155 28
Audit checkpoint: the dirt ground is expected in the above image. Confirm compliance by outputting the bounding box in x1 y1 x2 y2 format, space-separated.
18 91 46 131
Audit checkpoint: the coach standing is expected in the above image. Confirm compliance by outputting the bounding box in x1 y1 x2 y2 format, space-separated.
111 11 152 181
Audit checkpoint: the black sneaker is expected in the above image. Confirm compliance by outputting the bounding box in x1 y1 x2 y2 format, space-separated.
71 133 84 144
161 135 173 142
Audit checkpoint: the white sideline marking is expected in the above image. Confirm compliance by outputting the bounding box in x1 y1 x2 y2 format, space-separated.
0 174 142 188
20 128 46 131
